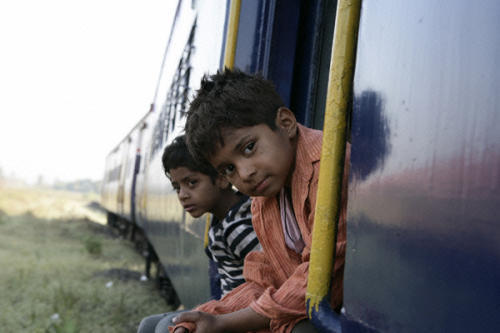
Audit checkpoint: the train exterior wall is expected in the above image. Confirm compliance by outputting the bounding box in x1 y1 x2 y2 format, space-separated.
122 128 140 222
134 112 155 229
102 113 150 225
102 144 124 214
345 0 500 331
139 0 229 308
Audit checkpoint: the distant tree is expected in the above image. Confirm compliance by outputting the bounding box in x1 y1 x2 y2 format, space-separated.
52 178 100 193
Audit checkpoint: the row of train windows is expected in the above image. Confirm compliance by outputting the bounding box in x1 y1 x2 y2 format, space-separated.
151 24 196 160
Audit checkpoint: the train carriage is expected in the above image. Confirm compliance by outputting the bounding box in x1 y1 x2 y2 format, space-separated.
101 0 500 332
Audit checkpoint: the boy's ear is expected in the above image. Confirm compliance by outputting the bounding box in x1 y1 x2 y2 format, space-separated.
215 174 232 190
276 107 298 139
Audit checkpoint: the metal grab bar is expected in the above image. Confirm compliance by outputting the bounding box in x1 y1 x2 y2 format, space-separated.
306 0 361 332
223 0 241 70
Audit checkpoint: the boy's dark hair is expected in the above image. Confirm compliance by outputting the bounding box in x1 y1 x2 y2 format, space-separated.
185 68 285 160
162 135 219 181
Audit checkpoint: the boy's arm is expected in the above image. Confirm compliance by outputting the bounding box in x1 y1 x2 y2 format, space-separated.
168 270 269 333
168 250 317 333
249 145 350 332
249 258 313 331
172 307 269 333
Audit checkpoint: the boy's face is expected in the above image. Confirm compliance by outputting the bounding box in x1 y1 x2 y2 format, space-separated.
169 167 225 218
209 107 297 197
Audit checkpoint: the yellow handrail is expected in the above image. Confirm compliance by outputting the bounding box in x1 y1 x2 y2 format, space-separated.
223 0 241 69
306 0 361 317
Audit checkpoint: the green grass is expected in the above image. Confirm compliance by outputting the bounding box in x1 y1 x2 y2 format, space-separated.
0 186 172 332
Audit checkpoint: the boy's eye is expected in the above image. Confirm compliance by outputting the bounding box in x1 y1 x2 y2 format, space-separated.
172 185 180 193
221 164 235 176
188 179 198 188
243 141 255 155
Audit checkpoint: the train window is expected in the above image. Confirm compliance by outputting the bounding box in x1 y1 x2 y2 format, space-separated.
151 108 166 160
231 0 338 130
107 165 121 182
289 0 337 129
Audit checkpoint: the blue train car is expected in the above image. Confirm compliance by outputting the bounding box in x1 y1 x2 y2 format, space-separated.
343 1 500 332
101 0 500 331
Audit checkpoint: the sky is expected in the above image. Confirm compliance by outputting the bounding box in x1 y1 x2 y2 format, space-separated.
0 0 176 184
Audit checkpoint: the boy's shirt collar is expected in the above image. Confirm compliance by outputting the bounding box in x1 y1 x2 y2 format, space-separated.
210 192 249 227
293 124 323 182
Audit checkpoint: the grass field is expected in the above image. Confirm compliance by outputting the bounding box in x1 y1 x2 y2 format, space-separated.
0 185 172 333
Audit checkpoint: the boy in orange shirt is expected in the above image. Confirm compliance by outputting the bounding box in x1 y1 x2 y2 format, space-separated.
167 68 349 333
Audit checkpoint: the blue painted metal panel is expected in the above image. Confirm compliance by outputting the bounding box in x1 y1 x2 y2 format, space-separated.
232 0 336 128
288 0 337 128
265 0 301 106
233 0 264 73
346 0 500 332
233 0 301 108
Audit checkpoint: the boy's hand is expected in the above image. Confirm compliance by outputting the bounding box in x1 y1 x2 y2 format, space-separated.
172 307 269 333
172 311 222 333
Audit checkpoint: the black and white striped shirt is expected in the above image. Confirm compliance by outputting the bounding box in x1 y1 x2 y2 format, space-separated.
205 194 261 296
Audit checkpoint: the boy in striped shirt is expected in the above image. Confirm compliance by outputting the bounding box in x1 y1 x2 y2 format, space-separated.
162 135 260 297
137 135 261 333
